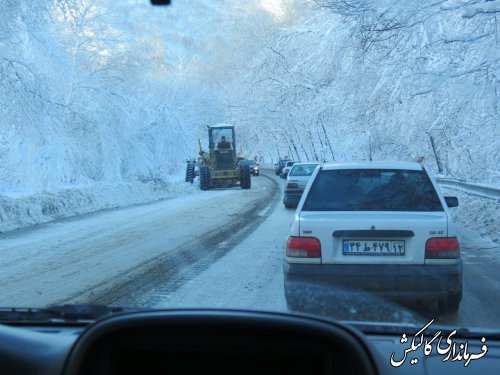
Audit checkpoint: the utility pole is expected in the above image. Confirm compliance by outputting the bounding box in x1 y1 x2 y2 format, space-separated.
369 134 372 161
428 134 443 173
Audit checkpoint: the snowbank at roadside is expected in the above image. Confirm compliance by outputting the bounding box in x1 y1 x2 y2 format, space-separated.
0 175 200 233
441 187 499 243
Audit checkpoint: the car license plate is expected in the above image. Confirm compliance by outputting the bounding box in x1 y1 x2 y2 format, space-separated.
342 240 405 256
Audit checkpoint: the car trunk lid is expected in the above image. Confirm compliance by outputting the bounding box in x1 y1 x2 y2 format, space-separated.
299 211 448 265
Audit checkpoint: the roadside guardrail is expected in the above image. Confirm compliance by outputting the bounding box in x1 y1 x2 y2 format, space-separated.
262 167 499 200
437 178 500 200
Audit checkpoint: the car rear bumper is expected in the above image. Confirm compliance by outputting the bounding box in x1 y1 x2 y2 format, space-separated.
283 195 301 207
283 190 304 207
283 261 462 300
284 188 304 196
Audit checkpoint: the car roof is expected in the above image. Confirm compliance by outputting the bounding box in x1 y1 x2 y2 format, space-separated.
291 162 320 166
321 161 424 171
209 123 234 129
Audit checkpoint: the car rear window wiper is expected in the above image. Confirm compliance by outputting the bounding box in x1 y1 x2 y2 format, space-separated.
0 304 131 324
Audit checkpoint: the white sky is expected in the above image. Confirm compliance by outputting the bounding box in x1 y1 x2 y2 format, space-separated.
259 0 287 19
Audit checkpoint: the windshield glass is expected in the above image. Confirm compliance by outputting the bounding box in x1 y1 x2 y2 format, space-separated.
240 160 257 166
211 128 233 148
0 0 498 334
303 169 443 211
289 164 319 177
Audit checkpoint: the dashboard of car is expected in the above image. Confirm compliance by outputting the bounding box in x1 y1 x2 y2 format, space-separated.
0 309 498 375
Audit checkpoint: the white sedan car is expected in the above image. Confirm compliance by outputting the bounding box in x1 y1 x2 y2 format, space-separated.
280 161 297 178
284 162 462 315
283 162 320 208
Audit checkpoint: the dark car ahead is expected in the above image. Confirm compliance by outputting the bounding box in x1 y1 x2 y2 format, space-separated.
237 159 259 176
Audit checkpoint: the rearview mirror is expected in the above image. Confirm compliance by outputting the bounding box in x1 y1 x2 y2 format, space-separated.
444 196 459 208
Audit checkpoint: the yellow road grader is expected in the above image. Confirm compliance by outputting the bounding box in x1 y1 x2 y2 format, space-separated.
185 124 250 190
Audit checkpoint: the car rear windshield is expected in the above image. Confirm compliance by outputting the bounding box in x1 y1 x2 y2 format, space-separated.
289 164 318 176
302 169 444 211
240 160 256 166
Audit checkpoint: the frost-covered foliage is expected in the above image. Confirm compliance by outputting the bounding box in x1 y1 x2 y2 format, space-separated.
0 0 288 230
0 0 244 195
0 0 498 232
228 0 499 183
441 187 499 243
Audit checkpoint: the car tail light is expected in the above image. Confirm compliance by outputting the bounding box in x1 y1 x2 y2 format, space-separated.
286 236 321 258
425 237 460 259
287 183 298 189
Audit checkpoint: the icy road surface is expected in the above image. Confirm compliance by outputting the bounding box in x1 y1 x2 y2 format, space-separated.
0 174 278 307
0 170 499 328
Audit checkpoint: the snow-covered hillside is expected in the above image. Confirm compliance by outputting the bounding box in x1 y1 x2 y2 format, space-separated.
0 0 244 195
0 0 498 232
228 0 499 183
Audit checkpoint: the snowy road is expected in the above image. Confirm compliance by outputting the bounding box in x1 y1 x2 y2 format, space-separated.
0 174 279 307
0 170 499 329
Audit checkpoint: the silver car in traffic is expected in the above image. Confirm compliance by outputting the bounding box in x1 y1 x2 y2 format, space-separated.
283 162 320 208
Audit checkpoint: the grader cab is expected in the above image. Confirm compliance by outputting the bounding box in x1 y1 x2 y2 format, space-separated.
186 124 251 190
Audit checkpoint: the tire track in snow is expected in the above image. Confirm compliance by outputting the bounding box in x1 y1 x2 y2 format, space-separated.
81 173 280 307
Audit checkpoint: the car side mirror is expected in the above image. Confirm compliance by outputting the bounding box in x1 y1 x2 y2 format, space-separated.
445 196 458 208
